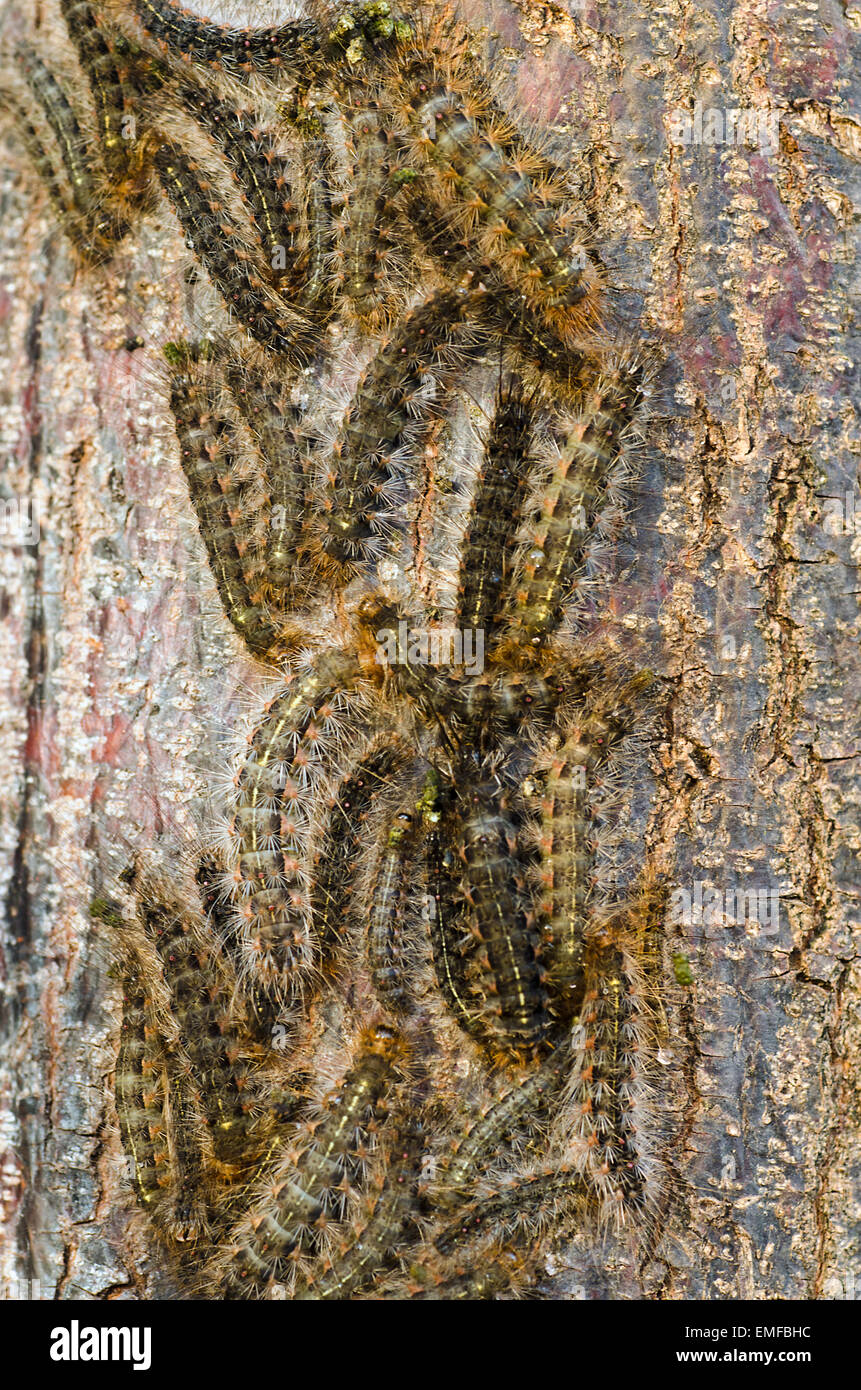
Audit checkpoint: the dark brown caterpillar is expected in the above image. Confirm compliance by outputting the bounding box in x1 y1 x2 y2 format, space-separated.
558 940 647 1221
229 648 364 994
15 43 122 258
97 896 213 1249
224 1023 405 1291
386 28 603 347
295 1118 423 1299
421 767 484 1042
451 773 552 1061
300 131 339 320
398 183 590 399
1 89 79 247
321 285 489 567
164 344 288 662
336 95 404 328
153 140 320 364
436 1044 568 1207
169 79 304 296
218 354 311 609
503 359 650 646
368 806 420 1015
58 0 158 204
128 0 323 79
456 375 534 640
432 1166 589 1256
311 740 414 974
134 895 270 1174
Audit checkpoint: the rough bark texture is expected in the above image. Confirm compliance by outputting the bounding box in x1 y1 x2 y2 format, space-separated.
0 0 858 1301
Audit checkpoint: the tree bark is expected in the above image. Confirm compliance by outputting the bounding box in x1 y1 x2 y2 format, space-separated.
0 0 858 1301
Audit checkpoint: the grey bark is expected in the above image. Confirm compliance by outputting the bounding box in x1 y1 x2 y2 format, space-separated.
0 0 858 1300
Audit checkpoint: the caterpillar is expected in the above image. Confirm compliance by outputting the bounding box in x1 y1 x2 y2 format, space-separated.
96 896 214 1250
557 940 648 1222
502 359 650 646
300 131 338 320
164 344 289 663
126 0 323 80
58 0 159 204
321 285 489 568
295 1118 424 1299
456 375 534 641
536 672 654 1019
223 1022 406 1291
436 1045 568 1207
432 1166 588 1256
311 739 414 974
419 766 485 1043
133 891 270 1174
335 94 405 328
397 183 590 399
217 353 312 610
450 772 553 1062
153 139 320 364
228 647 365 995
168 80 305 293
13 43 122 259
0 89 80 247
383 26 604 348
125 0 415 84
368 805 421 1015
407 1247 525 1300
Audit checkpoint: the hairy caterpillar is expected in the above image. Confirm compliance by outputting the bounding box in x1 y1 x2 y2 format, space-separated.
126 0 323 79
407 1247 524 1300
398 184 590 399
124 0 415 85
536 671 654 1019
456 375 534 640
502 359 650 646
132 890 271 1174
436 1045 568 1206
96 896 215 1249
335 95 405 328
382 20 603 348
228 647 366 995
223 1022 406 1291
556 940 648 1222
300 131 338 320
153 139 320 364
1 88 79 245
12 43 122 259
320 285 489 568
295 1118 424 1299
58 0 159 204
450 773 552 1062
368 806 421 1015
422 769 484 1042
432 1165 588 1256
165 344 291 663
216 352 312 610
168 79 305 298
311 740 414 974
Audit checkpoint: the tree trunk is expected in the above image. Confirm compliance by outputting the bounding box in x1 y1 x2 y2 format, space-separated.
0 0 858 1301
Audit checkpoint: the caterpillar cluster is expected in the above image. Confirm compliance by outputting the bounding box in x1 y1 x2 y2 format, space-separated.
6 0 668 1297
